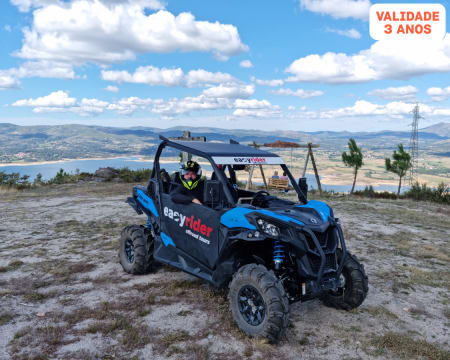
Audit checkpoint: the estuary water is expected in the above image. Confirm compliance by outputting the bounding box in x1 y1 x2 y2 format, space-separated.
0 157 405 193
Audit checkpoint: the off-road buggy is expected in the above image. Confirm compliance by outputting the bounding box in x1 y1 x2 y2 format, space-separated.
119 136 368 343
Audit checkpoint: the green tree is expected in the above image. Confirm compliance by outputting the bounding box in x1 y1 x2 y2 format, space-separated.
385 144 411 197
342 138 364 194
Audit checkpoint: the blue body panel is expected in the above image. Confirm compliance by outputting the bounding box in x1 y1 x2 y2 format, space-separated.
296 200 331 221
160 232 176 247
220 207 257 230
136 189 159 218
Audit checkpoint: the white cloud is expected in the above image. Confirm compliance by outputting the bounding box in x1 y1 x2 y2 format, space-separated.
240 60 253 68
251 76 284 87
10 0 58 13
0 60 76 89
12 90 76 107
12 61 76 79
102 66 184 86
367 86 418 101
104 85 119 93
14 1 247 65
102 67 236 87
232 108 281 118
0 73 21 90
285 35 450 84
4 25 11 32
326 28 362 39
304 100 450 120
202 84 254 98
427 87 450 102
300 0 371 20
288 105 296 111
234 99 273 109
232 99 280 118
151 95 232 116
185 69 236 87
272 88 324 98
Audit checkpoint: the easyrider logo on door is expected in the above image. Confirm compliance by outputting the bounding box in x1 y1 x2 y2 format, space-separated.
163 206 213 245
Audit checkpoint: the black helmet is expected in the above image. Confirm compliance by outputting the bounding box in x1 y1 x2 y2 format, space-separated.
180 160 202 190
181 160 201 176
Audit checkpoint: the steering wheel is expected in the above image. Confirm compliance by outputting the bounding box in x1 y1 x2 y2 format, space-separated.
250 190 270 206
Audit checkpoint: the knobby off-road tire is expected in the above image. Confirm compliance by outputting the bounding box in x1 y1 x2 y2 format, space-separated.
119 225 155 274
320 250 368 310
228 264 289 343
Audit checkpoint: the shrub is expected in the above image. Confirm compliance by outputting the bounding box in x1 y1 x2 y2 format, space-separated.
0 171 32 189
404 182 449 204
117 167 151 183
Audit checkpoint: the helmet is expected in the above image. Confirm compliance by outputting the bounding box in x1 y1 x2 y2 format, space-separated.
180 160 202 190
181 160 201 176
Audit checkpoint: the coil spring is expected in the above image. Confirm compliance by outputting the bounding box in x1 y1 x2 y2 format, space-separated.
146 217 151 229
273 239 285 269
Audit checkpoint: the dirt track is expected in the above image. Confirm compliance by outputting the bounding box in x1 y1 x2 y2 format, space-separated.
0 183 449 359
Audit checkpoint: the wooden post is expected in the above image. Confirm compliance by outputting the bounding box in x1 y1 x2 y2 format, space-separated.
246 165 254 190
308 143 322 195
259 165 268 189
245 141 268 190
302 151 310 178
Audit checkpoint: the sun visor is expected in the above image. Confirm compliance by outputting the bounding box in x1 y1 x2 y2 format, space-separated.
212 156 284 165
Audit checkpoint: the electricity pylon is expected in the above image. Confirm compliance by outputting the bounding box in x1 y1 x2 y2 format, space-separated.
408 103 422 185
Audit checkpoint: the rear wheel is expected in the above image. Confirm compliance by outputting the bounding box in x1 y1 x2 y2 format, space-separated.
228 264 289 343
320 250 368 310
119 225 155 274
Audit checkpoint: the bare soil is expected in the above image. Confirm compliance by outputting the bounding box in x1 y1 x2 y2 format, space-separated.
0 183 449 360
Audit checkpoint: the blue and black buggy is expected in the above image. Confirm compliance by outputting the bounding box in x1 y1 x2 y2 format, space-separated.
120 136 368 343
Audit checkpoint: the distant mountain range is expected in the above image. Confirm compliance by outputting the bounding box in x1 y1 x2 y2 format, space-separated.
1 122 449 163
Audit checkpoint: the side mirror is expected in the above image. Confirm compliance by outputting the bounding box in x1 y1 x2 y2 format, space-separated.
298 177 308 201
203 180 224 208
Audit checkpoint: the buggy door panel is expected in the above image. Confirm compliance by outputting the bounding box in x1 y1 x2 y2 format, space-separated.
160 193 220 268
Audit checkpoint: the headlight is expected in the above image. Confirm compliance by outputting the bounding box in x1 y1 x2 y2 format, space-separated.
257 218 280 237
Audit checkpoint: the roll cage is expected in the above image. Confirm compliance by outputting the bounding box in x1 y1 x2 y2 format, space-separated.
150 135 307 206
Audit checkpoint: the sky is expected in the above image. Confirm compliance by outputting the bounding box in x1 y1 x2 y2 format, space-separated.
0 0 449 132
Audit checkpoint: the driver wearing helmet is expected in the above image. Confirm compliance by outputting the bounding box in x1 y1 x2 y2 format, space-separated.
170 160 204 205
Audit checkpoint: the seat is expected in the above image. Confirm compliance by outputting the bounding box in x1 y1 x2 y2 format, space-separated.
268 178 289 190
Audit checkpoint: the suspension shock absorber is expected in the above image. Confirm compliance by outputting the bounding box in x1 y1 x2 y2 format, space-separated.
146 216 151 229
273 239 285 270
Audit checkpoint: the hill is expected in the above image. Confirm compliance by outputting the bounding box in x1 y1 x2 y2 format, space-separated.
1 122 449 163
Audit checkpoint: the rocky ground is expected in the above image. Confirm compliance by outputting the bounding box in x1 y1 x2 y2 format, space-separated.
0 183 449 360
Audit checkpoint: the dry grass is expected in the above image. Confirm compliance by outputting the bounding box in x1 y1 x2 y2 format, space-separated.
0 260 24 272
362 305 398 320
369 332 450 360
10 325 73 357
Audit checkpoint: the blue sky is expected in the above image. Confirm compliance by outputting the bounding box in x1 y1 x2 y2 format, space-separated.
0 0 449 131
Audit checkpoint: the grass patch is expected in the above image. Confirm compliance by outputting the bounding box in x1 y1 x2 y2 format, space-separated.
0 260 25 272
369 332 450 360
363 305 398 320
10 325 72 356
406 267 450 290
0 313 14 326
154 330 193 353
23 291 56 302
177 310 193 317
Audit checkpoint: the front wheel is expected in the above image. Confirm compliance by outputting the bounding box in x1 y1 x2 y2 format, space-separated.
320 250 368 310
119 225 155 274
228 264 289 343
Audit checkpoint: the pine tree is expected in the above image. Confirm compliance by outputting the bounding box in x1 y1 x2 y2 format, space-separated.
385 144 411 197
342 138 364 194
